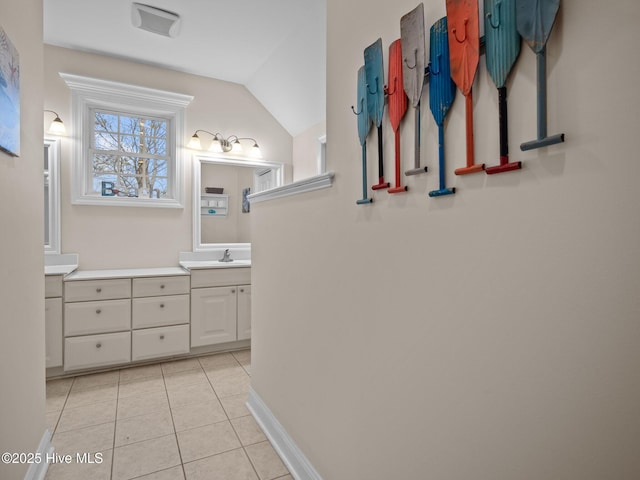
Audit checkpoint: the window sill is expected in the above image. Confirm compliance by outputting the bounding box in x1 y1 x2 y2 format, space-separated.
247 172 334 204
72 195 184 209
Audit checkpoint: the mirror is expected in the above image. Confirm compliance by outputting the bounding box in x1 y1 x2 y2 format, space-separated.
192 153 284 252
44 138 61 254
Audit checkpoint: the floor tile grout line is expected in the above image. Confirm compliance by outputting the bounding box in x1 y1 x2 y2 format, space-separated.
110 375 120 480
160 363 188 480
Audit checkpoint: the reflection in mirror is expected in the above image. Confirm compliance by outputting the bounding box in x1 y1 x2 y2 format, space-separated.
44 138 61 254
192 153 284 252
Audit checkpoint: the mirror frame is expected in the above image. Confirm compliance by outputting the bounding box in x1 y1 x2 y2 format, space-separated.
45 137 61 255
192 152 284 252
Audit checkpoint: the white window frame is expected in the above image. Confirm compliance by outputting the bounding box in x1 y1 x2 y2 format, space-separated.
60 73 193 208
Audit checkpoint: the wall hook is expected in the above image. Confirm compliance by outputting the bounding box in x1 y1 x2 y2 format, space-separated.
386 77 400 96
452 18 468 43
351 99 364 116
404 48 418 69
486 1 502 29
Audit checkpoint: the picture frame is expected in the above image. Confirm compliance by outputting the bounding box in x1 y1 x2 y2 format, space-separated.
0 26 20 157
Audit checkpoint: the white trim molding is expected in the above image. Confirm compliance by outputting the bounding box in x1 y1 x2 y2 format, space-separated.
24 429 54 480
248 171 334 204
247 387 323 480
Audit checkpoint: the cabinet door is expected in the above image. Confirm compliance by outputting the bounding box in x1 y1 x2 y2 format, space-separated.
45 297 63 368
190 287 237 347
237 285 251 341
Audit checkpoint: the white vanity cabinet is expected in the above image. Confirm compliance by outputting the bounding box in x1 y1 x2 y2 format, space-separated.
64 278 132 371
131 275 190 362
190 267 251 347
45 275 63 368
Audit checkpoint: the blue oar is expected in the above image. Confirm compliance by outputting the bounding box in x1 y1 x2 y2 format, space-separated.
516 0 565 150
428 17 457 198
352 66 373 204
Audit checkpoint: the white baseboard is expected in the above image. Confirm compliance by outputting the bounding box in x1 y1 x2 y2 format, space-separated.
247 387 322 480
24 429 53 480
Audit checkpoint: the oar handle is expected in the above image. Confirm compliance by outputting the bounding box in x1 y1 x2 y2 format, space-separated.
465 91 475 168
362 144 368 199
537 47 547 140
438 124 446 190
377 124 384 176
414 102 421 169
498 86 509 163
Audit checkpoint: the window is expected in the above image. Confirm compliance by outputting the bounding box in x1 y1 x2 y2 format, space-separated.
61 73 193 208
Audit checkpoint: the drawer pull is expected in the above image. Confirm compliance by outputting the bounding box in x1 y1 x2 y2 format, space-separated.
96 309 102 314
160 284 165 289
159 304 165 309
96 288 102 293
96 342 102 349
240 288 244 293
231 289 236 293
159 335 165 340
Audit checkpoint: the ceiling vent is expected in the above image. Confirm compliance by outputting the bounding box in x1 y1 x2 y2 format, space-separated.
131 3 181 38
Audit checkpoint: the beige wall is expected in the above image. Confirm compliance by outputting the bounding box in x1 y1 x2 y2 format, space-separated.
250 0 640 479
44 45 292 269
0 0 46 479
293 120 326 182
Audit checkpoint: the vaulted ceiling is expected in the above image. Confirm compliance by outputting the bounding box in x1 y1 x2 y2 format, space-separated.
43 0 326 137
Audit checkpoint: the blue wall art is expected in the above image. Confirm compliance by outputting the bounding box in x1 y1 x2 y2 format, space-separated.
0 25 20 157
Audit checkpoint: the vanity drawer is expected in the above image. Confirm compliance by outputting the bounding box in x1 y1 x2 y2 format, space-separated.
65 299 131 336
133 276 190 298
45 275 63 298
132 324 189 362
190 268 251 288
65 278 131 302
64 331 131 371
132 294 189 329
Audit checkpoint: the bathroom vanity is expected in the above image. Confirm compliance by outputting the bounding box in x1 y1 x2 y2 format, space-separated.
45 262 251 377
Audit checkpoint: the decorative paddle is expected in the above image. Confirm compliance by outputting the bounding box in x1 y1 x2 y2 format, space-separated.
352 66 373 204
364 38 390 190
428 17 457 198
446 0 485 175
484 0 522 174
516 0 565 151
387 39 409 194
401 3 429 176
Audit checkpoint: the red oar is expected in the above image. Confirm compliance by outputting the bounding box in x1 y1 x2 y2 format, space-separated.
387 39 408 194
446 0 485 175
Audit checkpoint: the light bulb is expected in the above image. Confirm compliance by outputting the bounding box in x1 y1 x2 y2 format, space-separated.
187 133 202 149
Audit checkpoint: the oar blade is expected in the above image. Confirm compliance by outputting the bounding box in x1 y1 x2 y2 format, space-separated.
400 3 426 108
446 0 480 96
364 38 385 127
484 0 521 88
388 39 408 132
429 17 457 126
516 0 560 53
356 66 371 146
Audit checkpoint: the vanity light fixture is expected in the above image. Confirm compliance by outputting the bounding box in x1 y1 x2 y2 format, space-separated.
44 110 66 135
188 130 261 157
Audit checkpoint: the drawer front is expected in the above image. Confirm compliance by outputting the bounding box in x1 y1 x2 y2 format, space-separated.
190 268 251 288
132 324 189 362
65 299 131 336
133 276 190 298
45 275 63 298
64 331 131 371
132 294 189 329
45 297 63 368
65 278 131 302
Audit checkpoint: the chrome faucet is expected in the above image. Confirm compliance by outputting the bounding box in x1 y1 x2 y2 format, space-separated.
219 249 233 262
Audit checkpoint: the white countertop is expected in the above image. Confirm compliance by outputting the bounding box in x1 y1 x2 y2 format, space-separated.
179 259 251 270
45 253 79 276
45 264 78 276
64 266 189 281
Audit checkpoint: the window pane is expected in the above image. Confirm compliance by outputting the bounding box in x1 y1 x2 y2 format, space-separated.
144 119 167 138
120 115 141 135
94 131 119 151
120 134 141 153
92 154 118 174
92 173 118 193
94 112 118 132
146 159 168 176
119 156 138 175
145 136 167 155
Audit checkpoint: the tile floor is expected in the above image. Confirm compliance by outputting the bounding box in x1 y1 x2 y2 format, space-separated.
45 349 292 480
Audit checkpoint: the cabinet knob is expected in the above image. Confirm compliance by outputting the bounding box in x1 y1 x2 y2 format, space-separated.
159 335 165 340
160 304 165 308
231 289 236 294
240 288 244 293
160 284 165 289
96 343 102 349
96 288 102 293
96 309 102 314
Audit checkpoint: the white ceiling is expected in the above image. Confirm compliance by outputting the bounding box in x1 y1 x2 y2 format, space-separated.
43 0 326 137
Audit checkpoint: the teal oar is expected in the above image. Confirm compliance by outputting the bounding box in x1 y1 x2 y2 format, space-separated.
352 66 373 204
401 3 429 176
516 0 565 151
364 38 390 190
484 0 522 174
428 17 457 198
